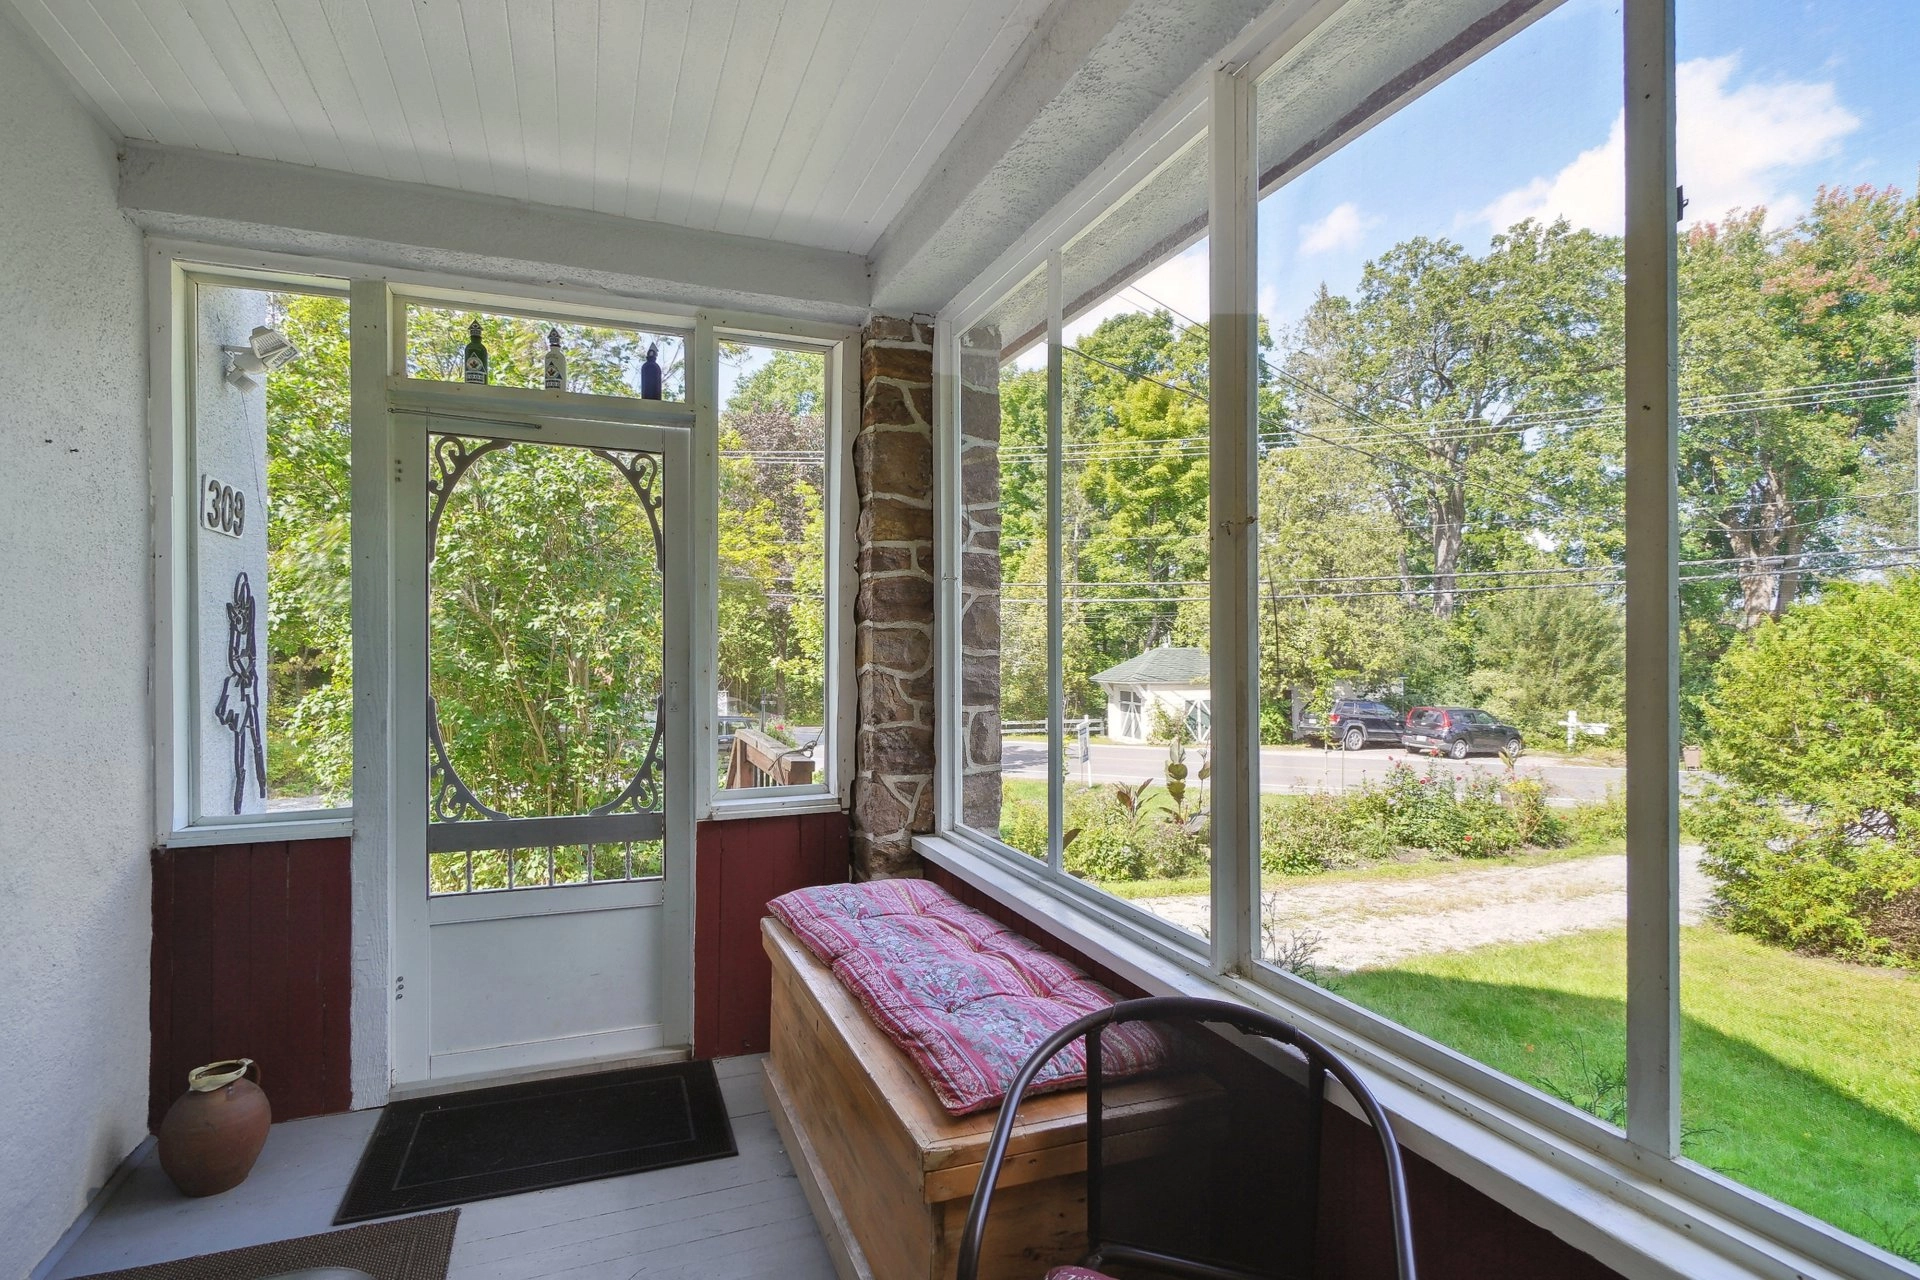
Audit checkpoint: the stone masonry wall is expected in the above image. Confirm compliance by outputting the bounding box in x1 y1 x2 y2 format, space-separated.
957 325 1003 832
852 318 936 879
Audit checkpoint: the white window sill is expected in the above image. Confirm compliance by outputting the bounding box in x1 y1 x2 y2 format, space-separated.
702 791 846 823
914 831 1914 1280
162 815 354 848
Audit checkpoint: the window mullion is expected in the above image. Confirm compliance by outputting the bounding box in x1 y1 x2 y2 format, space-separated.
1622 0 1682 1158
1046 254 1065 875
1208 65 1259 977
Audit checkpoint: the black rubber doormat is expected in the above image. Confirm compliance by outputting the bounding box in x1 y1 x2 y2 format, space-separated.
335 1060 736 1223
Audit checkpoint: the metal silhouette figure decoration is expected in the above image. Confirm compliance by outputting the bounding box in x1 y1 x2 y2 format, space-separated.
214 572 267 814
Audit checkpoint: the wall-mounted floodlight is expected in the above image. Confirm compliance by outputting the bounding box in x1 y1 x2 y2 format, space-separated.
222 325 300 390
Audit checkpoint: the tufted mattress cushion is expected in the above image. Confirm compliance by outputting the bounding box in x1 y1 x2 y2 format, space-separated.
1045 1270 1120 1279
767 879 1168 1115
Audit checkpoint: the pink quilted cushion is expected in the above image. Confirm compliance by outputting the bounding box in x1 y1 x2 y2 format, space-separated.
1046 1270 1119 1280
768 880 1168 1114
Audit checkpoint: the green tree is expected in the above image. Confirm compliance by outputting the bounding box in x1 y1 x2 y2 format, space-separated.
1284 219 1625 618
1694 575 1920 964
717 349 828 721
1466 588 1624 745
1256 442 1413 717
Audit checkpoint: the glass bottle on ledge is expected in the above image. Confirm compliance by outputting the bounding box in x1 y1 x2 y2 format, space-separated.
543 328 566 390
640 343 662 399
463 320 488 384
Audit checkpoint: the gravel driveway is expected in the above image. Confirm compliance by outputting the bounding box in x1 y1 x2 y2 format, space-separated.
1135 845 1713 971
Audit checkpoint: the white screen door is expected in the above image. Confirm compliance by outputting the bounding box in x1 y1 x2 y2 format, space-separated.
389 398 692 1086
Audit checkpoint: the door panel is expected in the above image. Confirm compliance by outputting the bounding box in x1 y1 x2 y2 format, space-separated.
391 402 692 1087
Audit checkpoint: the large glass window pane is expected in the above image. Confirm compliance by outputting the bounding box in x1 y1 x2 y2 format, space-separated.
1252 1 1629 1125
192 281 351 818
1675 1 1920 1257
1055 130 1212 939
716 342 831 790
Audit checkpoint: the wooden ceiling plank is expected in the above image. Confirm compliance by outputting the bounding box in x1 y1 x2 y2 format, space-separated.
733 0 867 241
222 0 352 172
588 0 644 217
270 0 393 180
127 0 253 156
412 0 496 193
458 0 528 203
316 0 427 186
56 0 196 144
683 0 784 231
621 0 689 223
650 0 737 228
768 0 916 248
850 0 1050 249
10 0 151 140
504 0 560 203
358 0 459 191
794 0 960 250
548 0 598 214
174 0 314 167
710 0 834 239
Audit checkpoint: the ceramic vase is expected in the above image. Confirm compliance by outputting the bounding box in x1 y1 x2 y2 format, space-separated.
157 1058 271 1197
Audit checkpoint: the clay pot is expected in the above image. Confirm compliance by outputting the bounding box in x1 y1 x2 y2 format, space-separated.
157 1059 271 1196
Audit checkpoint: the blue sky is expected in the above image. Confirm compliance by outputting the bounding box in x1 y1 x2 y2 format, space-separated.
1103 0 1920 343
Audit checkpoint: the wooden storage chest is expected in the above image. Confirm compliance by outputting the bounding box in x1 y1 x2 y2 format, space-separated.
761 915 1217 1280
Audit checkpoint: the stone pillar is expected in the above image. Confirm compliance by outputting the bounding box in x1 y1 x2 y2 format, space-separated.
958 325 1003 832
851 318 936 879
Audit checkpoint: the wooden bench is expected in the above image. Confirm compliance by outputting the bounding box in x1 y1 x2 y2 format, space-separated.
761 916 1220 1280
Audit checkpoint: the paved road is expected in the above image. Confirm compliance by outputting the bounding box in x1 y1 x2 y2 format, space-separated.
1001 737 1625 802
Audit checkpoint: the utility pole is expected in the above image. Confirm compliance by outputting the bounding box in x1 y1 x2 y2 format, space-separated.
1912 338 1918 553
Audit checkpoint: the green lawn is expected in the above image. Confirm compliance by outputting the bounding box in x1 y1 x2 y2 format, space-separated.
1334 927 1920 1260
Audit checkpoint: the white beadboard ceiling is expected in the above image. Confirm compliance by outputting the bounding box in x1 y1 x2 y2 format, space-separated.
8 0 1057 254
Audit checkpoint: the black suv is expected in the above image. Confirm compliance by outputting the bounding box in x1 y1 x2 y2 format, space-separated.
1403 707 1524 759
1326 699 1406 751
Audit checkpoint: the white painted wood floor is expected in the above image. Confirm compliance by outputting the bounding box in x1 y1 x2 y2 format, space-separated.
49 1056 838 1280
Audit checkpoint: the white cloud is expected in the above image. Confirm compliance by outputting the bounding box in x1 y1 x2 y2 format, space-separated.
1298 202 1382 255
1479 55 1859 235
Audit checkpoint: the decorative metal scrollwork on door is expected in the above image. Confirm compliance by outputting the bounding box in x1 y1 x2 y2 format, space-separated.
425 434 668 830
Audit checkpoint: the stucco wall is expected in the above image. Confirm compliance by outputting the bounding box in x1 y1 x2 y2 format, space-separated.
0 17 151 1278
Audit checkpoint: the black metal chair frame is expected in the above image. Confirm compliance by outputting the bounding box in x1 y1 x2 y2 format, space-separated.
955 996 1418 1280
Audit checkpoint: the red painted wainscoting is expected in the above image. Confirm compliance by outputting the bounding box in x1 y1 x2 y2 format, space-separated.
694 810 850 1058
149 839 353 1129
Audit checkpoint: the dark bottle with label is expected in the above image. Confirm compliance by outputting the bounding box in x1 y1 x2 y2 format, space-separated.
464 320 489 384
640 342 663 400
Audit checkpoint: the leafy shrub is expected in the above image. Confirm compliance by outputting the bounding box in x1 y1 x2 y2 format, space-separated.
1504 776 1565 847
1695 575 1920 966
999 789 1048 860
1056 783 1209 883
1261 793 1365 876
1373 764 1519 857
1260 762 1553 875
1562 786 1626 848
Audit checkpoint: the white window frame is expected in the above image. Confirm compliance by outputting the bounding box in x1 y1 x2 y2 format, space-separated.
924 3 1916 1278
151 254 356 847
694 310 860 821
152 250 858 848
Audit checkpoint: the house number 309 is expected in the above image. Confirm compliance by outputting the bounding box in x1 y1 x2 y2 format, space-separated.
202 476 246 538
